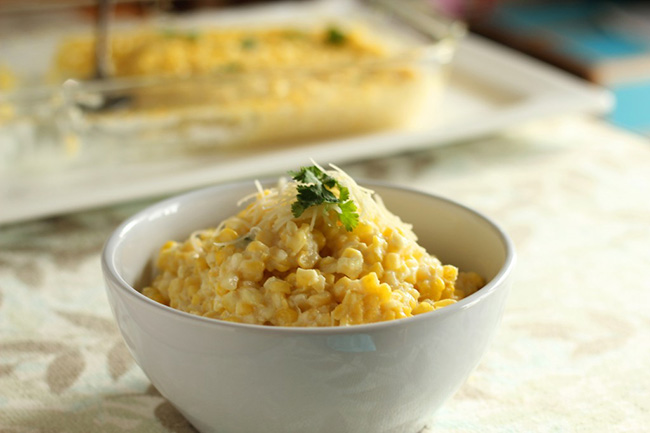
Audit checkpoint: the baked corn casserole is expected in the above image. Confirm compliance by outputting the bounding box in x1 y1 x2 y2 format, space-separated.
54 24 439 149
0 65 15 91
142 165 484 326
54 26 396 80
0 65 16 123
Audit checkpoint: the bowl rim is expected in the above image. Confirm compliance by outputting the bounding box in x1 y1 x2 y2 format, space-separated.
102 178 516 335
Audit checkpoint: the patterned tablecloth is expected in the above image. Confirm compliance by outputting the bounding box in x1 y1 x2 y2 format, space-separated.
1 115 649 432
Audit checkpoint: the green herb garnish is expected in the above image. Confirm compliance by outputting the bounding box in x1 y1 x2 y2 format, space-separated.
161 28 200 41
241 37 258 50
222 62 243 73
324 26 347 45
290 166 359 231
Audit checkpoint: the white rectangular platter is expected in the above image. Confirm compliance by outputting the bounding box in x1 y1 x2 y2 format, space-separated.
0 34 612 225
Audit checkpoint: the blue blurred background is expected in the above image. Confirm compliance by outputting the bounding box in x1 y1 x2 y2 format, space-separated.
466 0 650 137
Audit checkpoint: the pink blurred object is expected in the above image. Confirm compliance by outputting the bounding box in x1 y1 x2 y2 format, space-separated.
433 0 498 19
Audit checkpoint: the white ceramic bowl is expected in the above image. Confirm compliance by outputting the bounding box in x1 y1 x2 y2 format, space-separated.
102 180 515 433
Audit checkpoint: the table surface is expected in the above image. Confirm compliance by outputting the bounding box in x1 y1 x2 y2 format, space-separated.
1 115 649 432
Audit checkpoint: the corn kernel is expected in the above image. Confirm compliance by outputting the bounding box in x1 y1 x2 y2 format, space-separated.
240 259 265 282
236 301 255 316
384 252 401 271
337 247 364 278
142 287 167 304
312 230 326 251
333 277 355 302
319 257 337 274
268 247 290 272
264 277 291 294
246 240 270 258
295 268 325 292
215 227 239 243
388 231 407 252
308 291 332 308
442 265 458 282
275 307 299 325
412 301 435 315
434 299 456 309
222 292 237 313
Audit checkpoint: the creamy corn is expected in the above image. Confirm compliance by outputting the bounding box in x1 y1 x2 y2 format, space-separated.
54 26 392 80
52 24 437 148
142 167 484 327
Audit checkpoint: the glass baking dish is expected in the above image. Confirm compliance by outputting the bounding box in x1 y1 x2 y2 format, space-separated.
0 0 465 174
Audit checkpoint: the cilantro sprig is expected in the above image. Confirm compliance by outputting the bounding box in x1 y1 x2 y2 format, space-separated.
324 26 347 45
241 37 258 50
290 166 359 231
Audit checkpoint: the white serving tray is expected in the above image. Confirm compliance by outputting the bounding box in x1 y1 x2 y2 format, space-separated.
0 34 612 225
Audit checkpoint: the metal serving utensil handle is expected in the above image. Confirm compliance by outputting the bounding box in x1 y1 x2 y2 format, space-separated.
94 0 113 80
